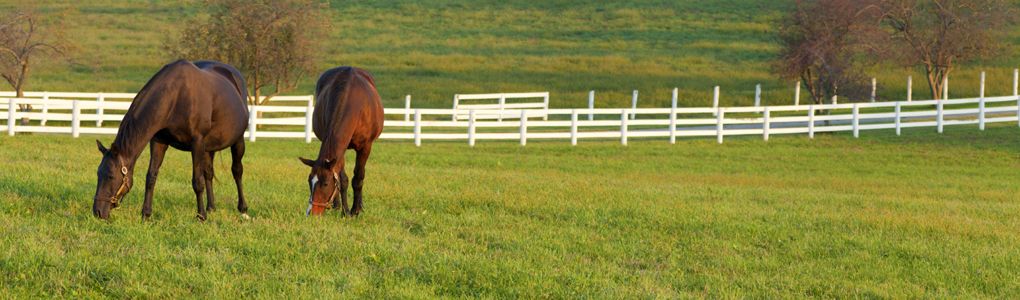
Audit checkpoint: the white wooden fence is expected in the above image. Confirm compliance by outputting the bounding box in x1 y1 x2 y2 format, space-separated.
3 91 1020 146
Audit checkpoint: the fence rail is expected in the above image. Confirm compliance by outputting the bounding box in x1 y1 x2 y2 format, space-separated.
3 91 1020 145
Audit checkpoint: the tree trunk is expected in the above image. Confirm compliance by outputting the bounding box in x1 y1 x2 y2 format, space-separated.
17 63 32 126
925 66 948 101
254 87 263 128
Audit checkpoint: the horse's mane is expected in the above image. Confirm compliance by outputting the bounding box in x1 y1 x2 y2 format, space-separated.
112 60 185 154
318 67 354 159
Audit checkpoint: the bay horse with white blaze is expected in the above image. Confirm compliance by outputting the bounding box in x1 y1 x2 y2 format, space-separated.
299 67 383 216
92 59 250 221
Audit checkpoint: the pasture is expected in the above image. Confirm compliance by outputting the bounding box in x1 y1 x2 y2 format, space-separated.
2 125 1019 298
7 0 1020 109
3 0 1020 298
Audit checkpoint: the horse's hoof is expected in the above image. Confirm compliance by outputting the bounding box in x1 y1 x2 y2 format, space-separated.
240 213 250 220
196 214 207 221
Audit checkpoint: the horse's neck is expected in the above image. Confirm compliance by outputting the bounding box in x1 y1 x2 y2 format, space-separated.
111 115 159 169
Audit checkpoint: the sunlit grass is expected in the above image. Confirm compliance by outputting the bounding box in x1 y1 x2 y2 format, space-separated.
2 0 1020 297
2 123 1020 298
9 0 1015 113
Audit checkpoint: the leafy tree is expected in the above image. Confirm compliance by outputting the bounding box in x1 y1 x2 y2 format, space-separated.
882 0 1017 100
0 7 77 125
165 0 329 106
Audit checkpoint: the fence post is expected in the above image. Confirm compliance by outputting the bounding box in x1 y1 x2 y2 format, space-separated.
96 92 105 127
248 105 257 142
1015 69 1020 128
498 93 505 122
808 105 815 139
895 102 901 136
669 88 677 144
795 82 801 106
621 109 628 146
832 94 838 105
72 100 80 138
763 107 770 141
41 91 48 126
588 91 594 121
7 98 15 136
716 107 724 144
937 99 944 133
852 103 859 138
452 94 459 121
542 93 549 121
870 78 876 103
712 86 719 116
404 95 411 122
570 109 578 146
630 90 637 120
754 84 761 113
468 109 476 147
519 109 527 146
304 96 314 143
980 71 986 131
907 76 912 102
414 109 421 147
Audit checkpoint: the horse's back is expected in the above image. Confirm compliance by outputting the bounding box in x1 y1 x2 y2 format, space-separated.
129 59 249 151
312 67 384 147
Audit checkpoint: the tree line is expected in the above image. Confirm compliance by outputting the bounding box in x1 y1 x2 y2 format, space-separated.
774 0 1018 106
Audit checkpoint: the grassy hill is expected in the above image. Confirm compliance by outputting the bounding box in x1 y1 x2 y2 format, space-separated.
6 0 1018 110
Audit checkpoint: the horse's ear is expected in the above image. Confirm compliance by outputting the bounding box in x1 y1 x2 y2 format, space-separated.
299 157 316 167
96 140 109 154
323 158 334 168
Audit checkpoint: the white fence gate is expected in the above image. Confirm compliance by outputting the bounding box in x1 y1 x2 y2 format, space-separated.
452 92 549 121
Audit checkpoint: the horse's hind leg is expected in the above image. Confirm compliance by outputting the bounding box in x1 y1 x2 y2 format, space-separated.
191 138 208 221
204 151 216 212
350 144 374 216
142 140 169 220
231 140 248 215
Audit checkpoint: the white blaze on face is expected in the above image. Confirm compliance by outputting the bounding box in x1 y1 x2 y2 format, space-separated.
306 175 319 216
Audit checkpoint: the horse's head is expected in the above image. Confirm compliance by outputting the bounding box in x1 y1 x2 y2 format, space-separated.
93 140 133 220
299 157 337 216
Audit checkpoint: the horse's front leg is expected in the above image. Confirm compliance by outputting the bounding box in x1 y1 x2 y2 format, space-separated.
143 140 169 219
350 144 374 216
190 138 208 221
337 162 351 215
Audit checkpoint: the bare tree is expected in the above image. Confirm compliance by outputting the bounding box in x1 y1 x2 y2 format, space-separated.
773 0 887 108
882 0 1017 100
0 8 77 125
165 0 329 108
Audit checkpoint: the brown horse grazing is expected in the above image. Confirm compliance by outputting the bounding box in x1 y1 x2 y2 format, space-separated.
299 67 383 216
92 59 250 221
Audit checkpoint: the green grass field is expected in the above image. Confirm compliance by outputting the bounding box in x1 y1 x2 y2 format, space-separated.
3 0 1020 298
2 124 1020 298
5 0 1019 110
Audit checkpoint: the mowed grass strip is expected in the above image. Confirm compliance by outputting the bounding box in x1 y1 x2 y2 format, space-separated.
1 124 1019 298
